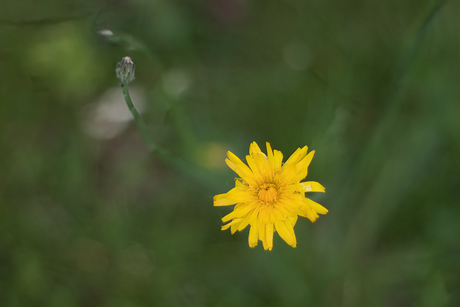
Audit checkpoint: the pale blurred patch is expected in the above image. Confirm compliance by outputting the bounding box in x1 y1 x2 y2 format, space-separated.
79 86 146 140
283 42 312 71
26 23 103 100
195 142 227 170
97 28 114 38
162 69 191 98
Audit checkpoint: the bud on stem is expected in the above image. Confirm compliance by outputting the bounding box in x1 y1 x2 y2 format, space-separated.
116 56 136 84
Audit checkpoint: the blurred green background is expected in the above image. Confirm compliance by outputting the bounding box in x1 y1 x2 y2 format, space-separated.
1 0 460 306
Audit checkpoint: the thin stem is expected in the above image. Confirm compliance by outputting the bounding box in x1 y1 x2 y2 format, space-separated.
122 83 161 154
339 0 447 263
121 83 218 189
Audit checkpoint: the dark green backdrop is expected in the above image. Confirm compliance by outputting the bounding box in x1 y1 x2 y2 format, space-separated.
1 0 459 306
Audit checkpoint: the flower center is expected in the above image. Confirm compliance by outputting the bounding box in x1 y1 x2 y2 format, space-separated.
258 183 279 203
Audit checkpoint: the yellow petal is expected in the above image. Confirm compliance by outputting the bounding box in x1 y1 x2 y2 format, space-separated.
259 209 270 224
278 198 306 217
213 187 253 206
275 205 293 221
237 205 260 231
249 142 262 155
267 207 277 223
266 142 275 178
253 151 271 181
248 222 259 248
221 210 238 223
245 154 264 184
213 193 236 207
262 239 269 250
265 223 274 251
278 161 297 187
221 222 232 230
235 178 248 188
294 150 315 181
233 201 259 218
298 181 325 193
275 221 297 247
287 215 298 227
284 147 302 166
279 184 297 197
273 150 283 172
287 146 308 164
221 202 257 222
230 222 239 234
274 208 285 221
265 142 274 158
221 218 242 230
225 152 256 186
259 221 266 243
301 202 319 222
304 198 328 214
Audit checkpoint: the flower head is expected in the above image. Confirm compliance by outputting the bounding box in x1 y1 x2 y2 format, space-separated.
213 142 328 250
116 56 135 84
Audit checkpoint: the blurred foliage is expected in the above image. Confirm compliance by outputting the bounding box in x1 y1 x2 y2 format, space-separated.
1 0 460 306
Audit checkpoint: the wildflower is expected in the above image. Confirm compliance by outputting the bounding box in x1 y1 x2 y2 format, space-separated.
214 142 327 250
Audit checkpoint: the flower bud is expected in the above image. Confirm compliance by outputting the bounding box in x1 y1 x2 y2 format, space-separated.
116 56 135 84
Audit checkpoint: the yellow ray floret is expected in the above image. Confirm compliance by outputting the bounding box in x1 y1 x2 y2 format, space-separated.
213 141 328 250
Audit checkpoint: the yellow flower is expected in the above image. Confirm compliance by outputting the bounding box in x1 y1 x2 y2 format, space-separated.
213 142 328 250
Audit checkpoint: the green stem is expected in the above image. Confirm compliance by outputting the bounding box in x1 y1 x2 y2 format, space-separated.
121 83 218 189
110 33 198 153
122 83 161 154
